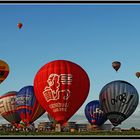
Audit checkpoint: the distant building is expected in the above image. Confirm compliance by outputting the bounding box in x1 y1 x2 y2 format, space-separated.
68 122 76 132
38 122 53 131
112 126 121 132
55 122 77 132
61 122 77 132
37 121 114 132
99 123 113 130
75 123 89 132
0 124 6 131
68 121 76 129
0 123 12 131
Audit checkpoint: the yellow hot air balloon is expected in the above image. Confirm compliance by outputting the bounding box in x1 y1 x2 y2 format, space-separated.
0 60 9 84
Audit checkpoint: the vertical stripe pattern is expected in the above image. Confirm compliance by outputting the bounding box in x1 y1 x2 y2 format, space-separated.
99 80 139 126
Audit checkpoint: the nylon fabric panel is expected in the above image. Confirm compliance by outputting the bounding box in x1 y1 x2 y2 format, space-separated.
123 86 139 118
31 104 45 123
2 112 19 124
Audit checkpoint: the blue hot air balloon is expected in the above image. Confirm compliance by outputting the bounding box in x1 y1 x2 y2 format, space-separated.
16 86 45 127
85 100 107 126
99 80 139 126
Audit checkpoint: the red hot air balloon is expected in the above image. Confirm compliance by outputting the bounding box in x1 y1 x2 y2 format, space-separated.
112 61 121 72
17 22 23 29
34 60 90 125
136 72 140 78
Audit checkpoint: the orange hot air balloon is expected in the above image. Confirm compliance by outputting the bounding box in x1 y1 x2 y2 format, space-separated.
112 61 121 72
0 60 9 84
17 23 23 29
136 72 140 78
34 60 90 125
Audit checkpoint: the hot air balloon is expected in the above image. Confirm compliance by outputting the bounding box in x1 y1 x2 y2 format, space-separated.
135 72 140 78
0 60 9 84
112 61 121 72
99 80 139 127
85 100 107 128
17 22 23 29
16 86 45 127
34 60 90 125
0 91 21 126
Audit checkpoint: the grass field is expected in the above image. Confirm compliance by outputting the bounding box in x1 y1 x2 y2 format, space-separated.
0 130 140 137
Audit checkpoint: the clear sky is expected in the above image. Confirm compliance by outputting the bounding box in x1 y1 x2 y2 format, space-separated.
0 3 140 128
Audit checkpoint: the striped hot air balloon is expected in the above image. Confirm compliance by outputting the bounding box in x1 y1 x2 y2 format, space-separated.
0 91 21 126
99 80 139 126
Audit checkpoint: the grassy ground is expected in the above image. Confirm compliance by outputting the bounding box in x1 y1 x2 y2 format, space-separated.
0 130 140 137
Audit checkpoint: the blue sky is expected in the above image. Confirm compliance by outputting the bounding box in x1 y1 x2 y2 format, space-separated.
0 4 140 128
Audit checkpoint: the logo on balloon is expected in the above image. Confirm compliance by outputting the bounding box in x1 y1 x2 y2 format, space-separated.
43 74 72 102
111 93 134 106
89 108 104 118
16 95 32 105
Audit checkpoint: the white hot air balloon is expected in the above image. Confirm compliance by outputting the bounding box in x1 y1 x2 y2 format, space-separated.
99 80 139 126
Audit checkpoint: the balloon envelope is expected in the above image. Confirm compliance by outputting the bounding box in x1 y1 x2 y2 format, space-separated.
34 60 90 124
17 23 23 29
112 61 121 72
99 80 139 126
85 100 107 126
136 72 140 78
0 60 9 84
16 86 45 125
0 91 21 125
